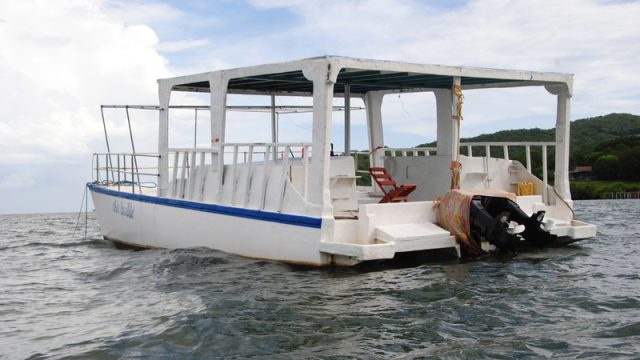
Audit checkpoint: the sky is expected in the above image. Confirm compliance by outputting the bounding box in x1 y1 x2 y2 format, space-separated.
0 0 639 214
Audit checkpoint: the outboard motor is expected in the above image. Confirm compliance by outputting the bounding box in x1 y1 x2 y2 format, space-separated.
470 195 557 251
436 190 557 256
469 197 519 252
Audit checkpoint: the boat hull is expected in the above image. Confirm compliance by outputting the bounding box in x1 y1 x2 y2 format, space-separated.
88 184 329 266
89 183 596 266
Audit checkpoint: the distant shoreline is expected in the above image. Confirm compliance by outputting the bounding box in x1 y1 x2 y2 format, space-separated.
571 180 640 200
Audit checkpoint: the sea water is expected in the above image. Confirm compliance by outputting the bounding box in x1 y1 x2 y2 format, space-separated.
1 200 639 359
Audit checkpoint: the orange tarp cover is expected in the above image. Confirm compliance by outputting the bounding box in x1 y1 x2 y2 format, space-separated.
434 189 516 253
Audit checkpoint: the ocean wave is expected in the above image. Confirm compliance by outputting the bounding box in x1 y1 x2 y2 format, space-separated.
2 202 640 359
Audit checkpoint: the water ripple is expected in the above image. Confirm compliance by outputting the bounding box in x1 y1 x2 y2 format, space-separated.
1 202 640 358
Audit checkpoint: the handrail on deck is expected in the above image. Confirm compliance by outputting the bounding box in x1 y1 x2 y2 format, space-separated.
350 141 556 192
92 152 161 194
216 143 312 207
94 152 161 157
166 142 313 208
459 141 555 185
383 147 438 157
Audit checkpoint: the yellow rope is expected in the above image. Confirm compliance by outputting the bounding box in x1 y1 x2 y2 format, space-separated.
450 160 462 190
452 84 464 121
451 84 464 190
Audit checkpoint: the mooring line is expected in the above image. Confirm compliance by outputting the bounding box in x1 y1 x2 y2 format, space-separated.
72 186 88 240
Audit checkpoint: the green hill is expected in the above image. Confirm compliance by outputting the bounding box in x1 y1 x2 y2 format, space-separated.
569 113 640 163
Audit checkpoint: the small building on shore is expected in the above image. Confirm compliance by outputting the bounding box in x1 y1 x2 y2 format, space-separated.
570 166 593 181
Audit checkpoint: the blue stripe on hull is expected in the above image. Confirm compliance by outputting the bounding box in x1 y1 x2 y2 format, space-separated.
87 183 322 229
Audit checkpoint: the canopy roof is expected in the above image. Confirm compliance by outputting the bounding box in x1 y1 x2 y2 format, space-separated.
163 56 573 96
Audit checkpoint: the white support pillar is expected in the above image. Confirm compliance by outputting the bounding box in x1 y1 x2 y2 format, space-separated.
157 80 172 197
525 144 532 172
209 72 229 203
270 93 277 143
434 88 455 158
344 84 351 156
209 73 229 147
303 62 337 213
554 93 572 200
542 145 548 185
364 91 385 168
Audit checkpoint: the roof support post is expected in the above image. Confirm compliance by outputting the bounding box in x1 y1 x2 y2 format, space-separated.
157 81 171 197
434 88 455 158
209 72 229 203
270 93 277 144
303 61 337 215
344 84 351 156
193 109 198 148
364 91 385 169
554 93 572 201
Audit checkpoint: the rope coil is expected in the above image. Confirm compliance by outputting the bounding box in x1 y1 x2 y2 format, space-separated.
451 84 464 190
452 84 465 121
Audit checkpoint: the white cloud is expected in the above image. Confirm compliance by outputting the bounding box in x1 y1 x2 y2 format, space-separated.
0 0 175 212
0 0 172 165
214 0 640 127
157 39 210 52
0 167 37 189
101 0 183 26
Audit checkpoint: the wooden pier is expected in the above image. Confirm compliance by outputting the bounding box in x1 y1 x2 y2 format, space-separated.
605 191 640 199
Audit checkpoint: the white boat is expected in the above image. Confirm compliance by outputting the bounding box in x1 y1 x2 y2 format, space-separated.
89 56 597 266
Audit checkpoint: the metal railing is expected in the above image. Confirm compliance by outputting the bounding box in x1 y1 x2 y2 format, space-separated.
351 142 556 189
217 143 312 208
605 191 640 199
382 147 438 157
460 142 555 185
168 148 219 199
92 152 161 194
166 143 312 208
377 142 555 185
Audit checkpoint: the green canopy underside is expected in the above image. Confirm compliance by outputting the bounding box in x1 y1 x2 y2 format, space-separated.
173 69 523 94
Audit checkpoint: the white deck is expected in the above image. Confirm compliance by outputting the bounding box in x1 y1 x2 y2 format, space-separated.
376 223 458 253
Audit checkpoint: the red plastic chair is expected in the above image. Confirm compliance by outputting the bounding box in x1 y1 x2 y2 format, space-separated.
368 167 416 203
